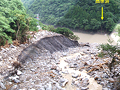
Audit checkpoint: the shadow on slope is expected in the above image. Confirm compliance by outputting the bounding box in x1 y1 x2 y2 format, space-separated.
18 35 79 63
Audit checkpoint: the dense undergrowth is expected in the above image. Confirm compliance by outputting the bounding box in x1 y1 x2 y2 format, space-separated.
0 0 38 46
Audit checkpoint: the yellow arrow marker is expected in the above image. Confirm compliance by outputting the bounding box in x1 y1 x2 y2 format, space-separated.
101 7 104 20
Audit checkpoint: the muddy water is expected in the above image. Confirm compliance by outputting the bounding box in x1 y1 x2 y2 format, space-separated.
73 31 116 45
58 52 102 90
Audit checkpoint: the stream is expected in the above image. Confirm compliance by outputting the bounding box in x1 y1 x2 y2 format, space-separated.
58 52 102 90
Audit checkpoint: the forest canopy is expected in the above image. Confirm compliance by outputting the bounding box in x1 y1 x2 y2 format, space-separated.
22 0 120 32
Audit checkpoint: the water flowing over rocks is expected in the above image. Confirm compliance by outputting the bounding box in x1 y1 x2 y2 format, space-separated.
0 30 120 90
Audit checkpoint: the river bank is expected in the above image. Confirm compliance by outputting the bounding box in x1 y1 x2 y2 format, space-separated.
0 30 119 90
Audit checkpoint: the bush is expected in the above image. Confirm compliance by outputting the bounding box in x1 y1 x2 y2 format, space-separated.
47 25 55 31
42 24 48 30
55 27 73 37
54 27 79 40
98 39 120 71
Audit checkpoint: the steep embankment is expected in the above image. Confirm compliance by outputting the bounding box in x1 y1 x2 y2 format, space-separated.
18 35 79 63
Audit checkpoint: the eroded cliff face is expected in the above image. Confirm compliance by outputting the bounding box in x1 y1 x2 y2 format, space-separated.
18 35 79 63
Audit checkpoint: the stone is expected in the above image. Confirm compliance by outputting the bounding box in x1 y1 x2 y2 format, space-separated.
94 74 100 80
7 65 12 69
17 70 22 75
9 75 19 80
62 70 69 74
14 79 21 83
0 81 6 89
46 83 52 90
62 53 67 56
102 88 109 90
59 78 68 87
10 44 16 48
108 78 115 83
72 73 79 78
81 87 89 90
26 76 32 81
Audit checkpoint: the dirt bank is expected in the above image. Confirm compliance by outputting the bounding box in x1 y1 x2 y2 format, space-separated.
18 35 79 63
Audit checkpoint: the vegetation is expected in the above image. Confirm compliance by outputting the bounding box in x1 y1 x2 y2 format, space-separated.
57 0 120 32
40 23 79 41
22 0 78 25
98 39 120 71
0 0 38 46
21 0 120 32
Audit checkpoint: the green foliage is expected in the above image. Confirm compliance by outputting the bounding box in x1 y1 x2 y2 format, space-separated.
0 0 38 46
55 27 73 37
52 27 79 40
98 39 120 71
21 0 78 25
56 0 120 32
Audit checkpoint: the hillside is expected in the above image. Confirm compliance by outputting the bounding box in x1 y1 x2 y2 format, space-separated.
57 0 120 32
22 0 77 24
22 0 120 32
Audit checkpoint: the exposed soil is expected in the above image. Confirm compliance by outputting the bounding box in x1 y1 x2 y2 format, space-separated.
18 35 79 63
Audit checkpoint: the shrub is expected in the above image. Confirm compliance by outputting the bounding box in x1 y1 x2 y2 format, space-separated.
98 39 120 71
55 27 73 37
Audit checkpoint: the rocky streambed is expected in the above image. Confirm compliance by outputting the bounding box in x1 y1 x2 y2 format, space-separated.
0 30 120 90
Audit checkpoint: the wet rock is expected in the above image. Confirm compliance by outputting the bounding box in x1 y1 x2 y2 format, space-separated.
59 78 68 87
0 81 6 89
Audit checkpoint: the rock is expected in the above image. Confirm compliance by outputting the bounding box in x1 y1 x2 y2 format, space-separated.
81 87 89 90
62 53 67 56
62 70 69 74
100 82 105 86
83 78 89 84
26 76 32 81
72 73 79 78
108 78 115 83
59 78 68 87
56 83 65 90
102 88 109 90
31 69 35 72
46 83 52 90
10 44 16 48
9 75 19 80
94 74 100 80
7 65 12 69
13 79 20 83
29 89 36 90
17 70 22 75
0 81 6 89
69 63 78 68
